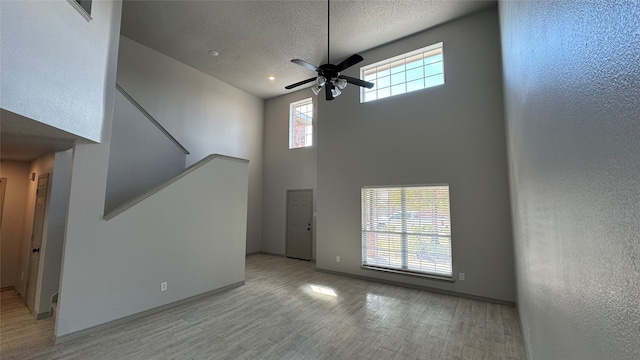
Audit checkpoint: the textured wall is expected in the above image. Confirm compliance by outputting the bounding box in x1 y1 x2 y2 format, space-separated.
263 90 317 256
316 8 515 302
499 1 640 359
0 0 121 141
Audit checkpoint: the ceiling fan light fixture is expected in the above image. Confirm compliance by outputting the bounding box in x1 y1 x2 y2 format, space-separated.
335 78 347 90
284 0 374 100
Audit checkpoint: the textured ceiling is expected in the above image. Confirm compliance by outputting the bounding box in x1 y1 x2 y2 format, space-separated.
121 0 496 99
0 110 77 161
1 0 496 161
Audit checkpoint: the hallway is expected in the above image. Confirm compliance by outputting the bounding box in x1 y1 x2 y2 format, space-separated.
0 288 54 355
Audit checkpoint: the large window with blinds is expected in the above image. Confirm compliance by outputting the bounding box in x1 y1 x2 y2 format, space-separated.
361 185 452 278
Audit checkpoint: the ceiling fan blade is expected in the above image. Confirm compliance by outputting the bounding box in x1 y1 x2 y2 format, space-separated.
291 59 321 72
335 54 364 72
285 77 317 90
326 83 334 101
339 75 375 89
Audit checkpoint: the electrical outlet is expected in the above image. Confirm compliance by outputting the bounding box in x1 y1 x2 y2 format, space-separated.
526 326 532 343
21 272 24 280
161 282 167 292
336 256 341 263
459 272 465 281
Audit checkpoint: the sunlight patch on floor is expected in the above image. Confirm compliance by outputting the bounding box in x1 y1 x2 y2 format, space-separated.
309 284 337 297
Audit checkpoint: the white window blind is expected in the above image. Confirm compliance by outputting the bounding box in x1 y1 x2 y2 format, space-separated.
289 98 313 149
360 42 444 103
362 185 452 277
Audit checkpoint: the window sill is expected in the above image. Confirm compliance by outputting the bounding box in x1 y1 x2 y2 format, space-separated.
361 265 454 282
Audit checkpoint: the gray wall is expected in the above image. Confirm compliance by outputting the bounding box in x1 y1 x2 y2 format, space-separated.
316 8 515 302
0 0 121 142
0 152 68 316
0 161 30 288
56 7 250 335
263 90 317 256
499 2 640 360
104 89 186 214
116 36 264 253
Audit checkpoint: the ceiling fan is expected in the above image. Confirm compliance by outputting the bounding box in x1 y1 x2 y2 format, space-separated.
284 0 374 101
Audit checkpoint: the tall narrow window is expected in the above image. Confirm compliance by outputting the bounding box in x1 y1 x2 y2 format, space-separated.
362 185 452 278
360 42 444 103
289 98 313 149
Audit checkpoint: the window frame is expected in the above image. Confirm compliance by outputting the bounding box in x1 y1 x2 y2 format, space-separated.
361 184 453 280
289 98 314 149
360 42 444 103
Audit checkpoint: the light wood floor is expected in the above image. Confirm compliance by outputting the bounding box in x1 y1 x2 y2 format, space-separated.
0 254 526 359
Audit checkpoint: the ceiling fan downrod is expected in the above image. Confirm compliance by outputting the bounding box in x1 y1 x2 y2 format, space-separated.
284 0 374 100
327 0 330 64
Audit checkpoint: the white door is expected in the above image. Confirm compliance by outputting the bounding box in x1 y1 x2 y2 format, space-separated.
25 174 48 313
286 189 313 260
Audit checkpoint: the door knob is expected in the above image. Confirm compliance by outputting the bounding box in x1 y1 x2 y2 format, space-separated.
32 248 40 253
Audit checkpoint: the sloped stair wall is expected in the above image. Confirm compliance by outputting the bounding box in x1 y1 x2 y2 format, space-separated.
57 154 249 339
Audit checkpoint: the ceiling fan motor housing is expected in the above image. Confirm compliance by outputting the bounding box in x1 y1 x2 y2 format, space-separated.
318 64 339 80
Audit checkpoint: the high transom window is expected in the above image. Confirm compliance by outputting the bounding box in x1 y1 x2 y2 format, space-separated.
289 98 313 149
362 185 452 278
361 42 444 103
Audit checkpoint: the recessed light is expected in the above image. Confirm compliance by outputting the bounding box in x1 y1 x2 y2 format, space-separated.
208 50 219 56
268 76 276 81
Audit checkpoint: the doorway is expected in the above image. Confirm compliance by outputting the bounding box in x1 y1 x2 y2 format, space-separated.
25 174 49 313
286 189 313 260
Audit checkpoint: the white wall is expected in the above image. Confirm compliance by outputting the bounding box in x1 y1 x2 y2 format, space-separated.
35 149 72 316
116 36 264 253
0 161 30 288
263 90 317 256
57 154 248 337
500 2 640 359
316 8 515 302
56 21 255 336
0 0 121 142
